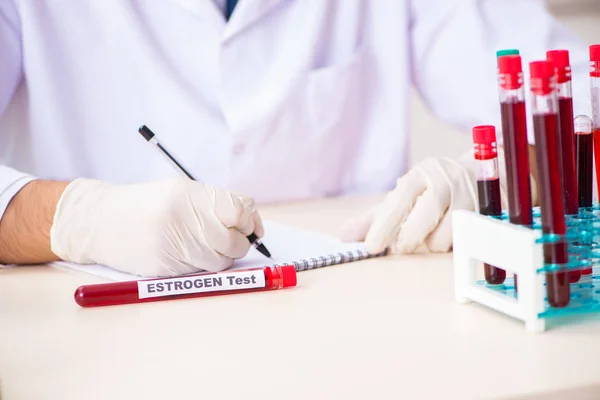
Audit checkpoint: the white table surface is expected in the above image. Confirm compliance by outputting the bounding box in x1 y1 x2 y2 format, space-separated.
2 195 600 400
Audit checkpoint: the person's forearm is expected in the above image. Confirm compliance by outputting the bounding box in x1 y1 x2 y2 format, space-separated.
0 180 69 264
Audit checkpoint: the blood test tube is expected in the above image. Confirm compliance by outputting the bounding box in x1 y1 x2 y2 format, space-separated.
575 115 594 276
576 115 594 208
74 265 297 307
529 60 570 308
590 45 600 194
473 125 506 285
547 50 578 215
547 50 580 282
497 54 534 291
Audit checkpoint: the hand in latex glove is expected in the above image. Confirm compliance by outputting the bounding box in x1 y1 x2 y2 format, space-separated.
50 178 264 277
341 148 523 254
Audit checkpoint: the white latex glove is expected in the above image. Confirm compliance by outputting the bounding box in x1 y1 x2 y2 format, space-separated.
341 148 535 254
50 177 264 277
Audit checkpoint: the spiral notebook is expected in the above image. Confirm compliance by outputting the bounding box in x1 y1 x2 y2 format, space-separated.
50 220 387 282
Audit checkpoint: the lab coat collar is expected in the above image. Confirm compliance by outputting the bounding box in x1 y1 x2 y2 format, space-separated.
222 0 289 43
166 0 289 42
168 0 225 24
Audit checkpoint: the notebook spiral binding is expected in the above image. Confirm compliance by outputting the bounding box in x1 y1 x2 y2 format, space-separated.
274 248 390 272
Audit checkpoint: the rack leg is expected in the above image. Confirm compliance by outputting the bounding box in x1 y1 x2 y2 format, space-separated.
453 251 477 305
526 318 546 333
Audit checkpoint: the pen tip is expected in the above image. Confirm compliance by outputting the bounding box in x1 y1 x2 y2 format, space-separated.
263 249 272 258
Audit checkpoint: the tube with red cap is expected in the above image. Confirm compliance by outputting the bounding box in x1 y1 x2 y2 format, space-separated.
529 60 570 308
590 45 600 195
547 50 580 283
575 115 594 276
473 125 505 285
74 265 297 307
547 50 578 216
497 54 534 291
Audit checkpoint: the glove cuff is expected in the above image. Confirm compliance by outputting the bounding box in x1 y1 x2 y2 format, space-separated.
50 177 113 264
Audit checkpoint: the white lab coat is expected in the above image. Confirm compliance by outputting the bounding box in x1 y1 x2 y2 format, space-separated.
0 0 591 219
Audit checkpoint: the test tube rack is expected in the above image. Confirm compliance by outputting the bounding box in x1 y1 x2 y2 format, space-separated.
452 207 600 333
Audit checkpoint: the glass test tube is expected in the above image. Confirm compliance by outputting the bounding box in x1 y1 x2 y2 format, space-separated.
575 115 594 207
529 60 570 308
590 45 600 194
497 54 534 291
547 50 580 282
575 115 594 276
547 50 578 216
74 265 297 307
473 125 506 285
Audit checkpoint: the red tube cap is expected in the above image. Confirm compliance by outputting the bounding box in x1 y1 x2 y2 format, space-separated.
591 45 600 78
547 50 571 83
530 61 554 79
590 44 600 62
472 125 497 160
280 265 297 288
546 50 570 67
472 125 496 145
498 55 523 90
498 55 522 74
530 61 555 95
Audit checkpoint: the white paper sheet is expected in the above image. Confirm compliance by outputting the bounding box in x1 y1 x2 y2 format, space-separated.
50 220 367 282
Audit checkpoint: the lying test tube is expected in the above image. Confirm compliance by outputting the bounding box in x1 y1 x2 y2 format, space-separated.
529 60 570 308
74 266 297 307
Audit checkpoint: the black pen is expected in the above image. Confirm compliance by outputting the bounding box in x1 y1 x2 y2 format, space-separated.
138 124 272 259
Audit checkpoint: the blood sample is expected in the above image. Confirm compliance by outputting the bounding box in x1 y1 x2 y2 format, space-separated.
590 45 600 193
497 54 534 291
472 125 506 285
74 265 297 307
547 50 578 215
590 45 600 278
575 115 594 276
529 60 570 308
576 115 594 207
547 50 580 282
